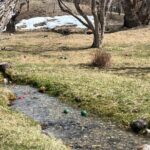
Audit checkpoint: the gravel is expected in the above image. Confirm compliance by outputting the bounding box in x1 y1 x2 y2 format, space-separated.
8 85 150 150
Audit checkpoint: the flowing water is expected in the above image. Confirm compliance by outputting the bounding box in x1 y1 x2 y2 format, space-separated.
7 85 150 150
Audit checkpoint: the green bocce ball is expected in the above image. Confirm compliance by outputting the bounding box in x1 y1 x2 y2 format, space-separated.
63 109 69 114
81 110 88 117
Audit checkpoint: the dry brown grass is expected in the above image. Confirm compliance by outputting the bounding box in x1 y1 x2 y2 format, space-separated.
0 27 150 126
91 50 111 68
105 27 150 45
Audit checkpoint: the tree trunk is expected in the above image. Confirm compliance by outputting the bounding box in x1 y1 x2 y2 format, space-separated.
0 0 19 32
92 32 101 48
58 0 112 48
6 19 16 33
123 14 141 28
6 10 20 33
137 0 150 25
122 0 150 28
122 0 141 28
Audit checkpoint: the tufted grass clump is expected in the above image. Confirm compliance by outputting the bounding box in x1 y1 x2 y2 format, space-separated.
91 50 111 68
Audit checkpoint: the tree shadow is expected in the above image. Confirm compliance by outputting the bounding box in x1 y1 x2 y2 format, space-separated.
108 67 150 77
1 45 91 60
79 63 150 78
110 66 150 72
58 45 91 51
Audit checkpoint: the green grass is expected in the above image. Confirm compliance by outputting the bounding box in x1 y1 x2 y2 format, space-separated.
0 27 150 127
0 87 69 150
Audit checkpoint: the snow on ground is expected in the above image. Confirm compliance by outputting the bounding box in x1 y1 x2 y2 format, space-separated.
16 15 93 31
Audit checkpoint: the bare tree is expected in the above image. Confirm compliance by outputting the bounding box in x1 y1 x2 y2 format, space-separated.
0 0 29 32
0 0 18 32
57 0 113 48
6 0 29 32
122 0 150 28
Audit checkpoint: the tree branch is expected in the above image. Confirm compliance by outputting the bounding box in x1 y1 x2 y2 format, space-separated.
57 0 90 29
74 0 94 30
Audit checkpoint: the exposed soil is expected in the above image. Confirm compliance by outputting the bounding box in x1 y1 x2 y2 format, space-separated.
17 0 78 21
8 85 150 150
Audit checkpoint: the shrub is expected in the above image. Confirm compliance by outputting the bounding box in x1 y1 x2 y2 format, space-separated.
91 50 111 68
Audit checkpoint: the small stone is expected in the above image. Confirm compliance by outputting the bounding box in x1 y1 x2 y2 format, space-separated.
145 128 150 137
3 78 8 85
130 119 147 133
59 56 67 60
63 109 70 114
0 47 6 50
7 102 13 106
92 145 101 148
32 96 38 99
9 80 12 84
75 96 81 102
148 121 150 128
43 35 48 38
41 123 49 130
38 86 46 93
137 144 150 150
0 62 11 73
23 92 28 95
18 96 25 100
81 110 88 117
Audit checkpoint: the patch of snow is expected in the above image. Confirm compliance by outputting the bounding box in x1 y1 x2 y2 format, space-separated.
16 15 94 31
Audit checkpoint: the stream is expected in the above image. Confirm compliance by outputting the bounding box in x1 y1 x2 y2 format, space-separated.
7 85 150 150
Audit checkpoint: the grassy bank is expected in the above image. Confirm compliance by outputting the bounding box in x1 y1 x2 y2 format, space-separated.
0 86 69 150
0 26 150 126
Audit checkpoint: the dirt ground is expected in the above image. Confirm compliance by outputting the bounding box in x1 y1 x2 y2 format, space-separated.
18 0 79 20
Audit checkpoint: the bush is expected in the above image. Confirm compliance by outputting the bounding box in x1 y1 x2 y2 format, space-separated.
91 50 111 68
